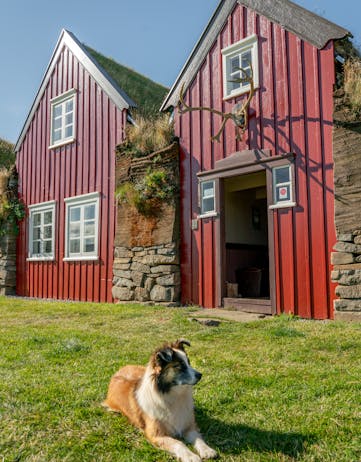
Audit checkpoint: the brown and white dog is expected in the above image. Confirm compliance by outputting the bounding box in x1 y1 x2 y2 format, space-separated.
103 339 217 462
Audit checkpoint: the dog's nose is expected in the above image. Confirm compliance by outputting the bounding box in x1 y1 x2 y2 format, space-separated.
195 371 202 382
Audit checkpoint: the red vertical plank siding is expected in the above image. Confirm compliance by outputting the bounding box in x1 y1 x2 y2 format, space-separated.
175 3 336 318
179 92 193 304
288 35 312 318
202 48 217 308
303 43 328 318
199 56 213 307
106 102 118 303
99 86 108 303
16 46 124 303
319 42 337 319
273 26 295 314
246 10 261 150
190 78 201 305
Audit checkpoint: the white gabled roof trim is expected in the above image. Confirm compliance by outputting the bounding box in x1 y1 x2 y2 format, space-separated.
15 29 136 152
160 0 234 112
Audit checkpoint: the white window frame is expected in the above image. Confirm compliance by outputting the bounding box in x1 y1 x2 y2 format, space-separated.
199 180 217 218
27 200 56 261
221 34 259 100
269 164 297 209
64 192 100 261
49 89 76 149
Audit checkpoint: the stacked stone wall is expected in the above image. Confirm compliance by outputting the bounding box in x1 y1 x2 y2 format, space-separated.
112 243 180 305
0 168 17 296
0 229 16 295
332 111 361 319
331 232 361 315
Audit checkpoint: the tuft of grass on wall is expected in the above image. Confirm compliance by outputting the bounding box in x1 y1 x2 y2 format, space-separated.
344 58 361 117
124 113 175 157
0 167 10 195
0 138 15 169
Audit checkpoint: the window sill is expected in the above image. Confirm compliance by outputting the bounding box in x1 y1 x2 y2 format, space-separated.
223 87 252 101
63 256 99 262
49 138 76 150
269 202 297 210
27 257 55 262
198 212 219 219
223 84 259 102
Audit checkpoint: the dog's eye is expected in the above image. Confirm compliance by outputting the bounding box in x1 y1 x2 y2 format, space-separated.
180 362 189 371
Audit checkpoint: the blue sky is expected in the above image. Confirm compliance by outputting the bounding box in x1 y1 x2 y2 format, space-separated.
0 0 359 143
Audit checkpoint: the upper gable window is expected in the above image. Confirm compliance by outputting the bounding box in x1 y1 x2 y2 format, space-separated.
222 34 259 99
50 89 76 148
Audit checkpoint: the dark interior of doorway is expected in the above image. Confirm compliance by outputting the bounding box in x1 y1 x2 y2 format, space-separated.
223 172 271 313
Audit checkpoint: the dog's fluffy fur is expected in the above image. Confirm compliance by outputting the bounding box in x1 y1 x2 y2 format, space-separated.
103 339 217 461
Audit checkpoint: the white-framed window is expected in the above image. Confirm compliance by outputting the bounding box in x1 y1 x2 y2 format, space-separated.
64 192 100 261
200 180 216 217
28 201 56 260
269 164 296 209
222 34 259 99
50 89 76 148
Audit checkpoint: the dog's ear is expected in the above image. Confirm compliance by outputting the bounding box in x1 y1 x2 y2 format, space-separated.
172 338 191 351
156 347 174 365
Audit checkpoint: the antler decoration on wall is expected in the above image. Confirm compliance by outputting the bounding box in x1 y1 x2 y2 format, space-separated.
177 64 255 142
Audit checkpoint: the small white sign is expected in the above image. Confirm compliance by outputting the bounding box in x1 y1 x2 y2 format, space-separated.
203 187 214 198
279 186 288 200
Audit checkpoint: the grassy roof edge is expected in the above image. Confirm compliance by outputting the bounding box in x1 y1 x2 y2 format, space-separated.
85 46 169 117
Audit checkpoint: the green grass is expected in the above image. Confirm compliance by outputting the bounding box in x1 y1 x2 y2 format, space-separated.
0 297 360 462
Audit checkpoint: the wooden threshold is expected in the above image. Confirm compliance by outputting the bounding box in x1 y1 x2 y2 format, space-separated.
223 297 272 314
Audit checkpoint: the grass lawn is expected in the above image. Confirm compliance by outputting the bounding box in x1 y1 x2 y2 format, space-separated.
0 296 360 462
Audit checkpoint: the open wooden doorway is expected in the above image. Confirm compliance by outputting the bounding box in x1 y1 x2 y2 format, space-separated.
222 171 272 314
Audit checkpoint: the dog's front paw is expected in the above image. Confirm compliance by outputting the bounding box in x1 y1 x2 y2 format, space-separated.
180 452 201 462
198 446 218 460
176 447 201 462
187 455 202 462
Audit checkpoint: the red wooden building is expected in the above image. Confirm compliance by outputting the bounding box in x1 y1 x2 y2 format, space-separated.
161 0 350 319
15 30 166 302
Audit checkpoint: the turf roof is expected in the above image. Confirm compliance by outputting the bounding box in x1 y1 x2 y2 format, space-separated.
85 46 169 118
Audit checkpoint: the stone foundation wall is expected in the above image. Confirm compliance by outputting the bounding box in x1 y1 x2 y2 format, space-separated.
0 168 17 296
112 243 180 305
0 232 16 295
332 113 361 319
331 232 361 315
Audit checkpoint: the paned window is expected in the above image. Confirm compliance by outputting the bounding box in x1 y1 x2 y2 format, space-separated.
222 34 259 99
64 193 99 260
50 89 76 147
200 180 216 216
270 164 296 208
28 201 56 260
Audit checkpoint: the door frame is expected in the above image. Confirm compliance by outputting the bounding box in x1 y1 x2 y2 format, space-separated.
197 149 294 314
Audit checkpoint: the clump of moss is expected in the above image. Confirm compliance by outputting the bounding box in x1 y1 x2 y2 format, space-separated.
0 167 25 236
116 168 177 217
